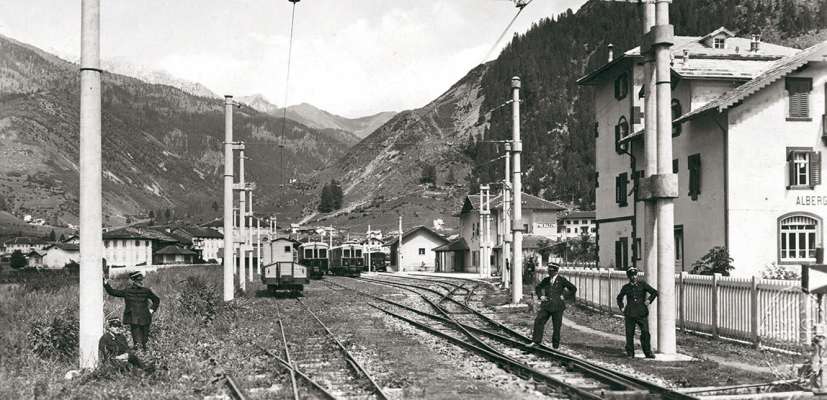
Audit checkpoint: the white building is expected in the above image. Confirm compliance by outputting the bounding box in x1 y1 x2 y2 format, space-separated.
389 226 449 272
557 210 596 240
42 243 80 269
172 226 223 263
579 27 826 276
2 237 49 255
102 227 177 268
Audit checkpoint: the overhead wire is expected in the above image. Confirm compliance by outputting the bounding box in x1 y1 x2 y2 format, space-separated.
481 0 535 63
279 0 299 188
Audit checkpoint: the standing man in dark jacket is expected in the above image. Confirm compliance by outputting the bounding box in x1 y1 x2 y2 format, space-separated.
104 271 160 351
616 267 658 358
532 263 577 349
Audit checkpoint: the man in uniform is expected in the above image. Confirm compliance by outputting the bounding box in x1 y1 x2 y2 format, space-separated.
104 271 160 351
99 318 152 372
616 267 658 358
532 263 577 349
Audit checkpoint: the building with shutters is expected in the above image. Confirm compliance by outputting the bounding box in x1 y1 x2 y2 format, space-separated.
578 27 827 277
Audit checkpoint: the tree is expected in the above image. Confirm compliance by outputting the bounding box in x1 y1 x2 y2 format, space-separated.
148 210 155 220
58 233 65 242
48 230 56 242
10 250 27 269
164 208 172 221
211 201 219 213
318 184 334 213
690 246 734 276
330 180 344 209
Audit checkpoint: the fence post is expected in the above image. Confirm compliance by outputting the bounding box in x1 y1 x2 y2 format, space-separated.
750 275 760 348
679 272 687 332
712 273 720 339
801 290 812 346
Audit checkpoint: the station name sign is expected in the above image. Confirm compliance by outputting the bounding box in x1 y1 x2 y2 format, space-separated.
795 195 827 206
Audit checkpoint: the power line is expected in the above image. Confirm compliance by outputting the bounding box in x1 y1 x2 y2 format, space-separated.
280 0 300 188
481 0 535 63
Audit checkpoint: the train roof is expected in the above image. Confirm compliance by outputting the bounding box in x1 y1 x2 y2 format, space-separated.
299 241 329 248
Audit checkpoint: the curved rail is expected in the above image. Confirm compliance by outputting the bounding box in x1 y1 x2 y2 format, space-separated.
342 276 698 400
296 298 390 400
276 304 301 400
223 374 248 400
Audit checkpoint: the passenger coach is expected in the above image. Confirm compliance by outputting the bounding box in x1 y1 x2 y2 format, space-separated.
330 242 363 276
298 242 329 279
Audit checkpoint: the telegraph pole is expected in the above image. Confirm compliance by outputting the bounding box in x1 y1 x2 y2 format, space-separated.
78 0 103 369
502 142 512 289
511 77 523 304
247 189 254 283
238 146 246 292
256 217 261 278
223 95 235 301
367 224 372 273
398 216 403 272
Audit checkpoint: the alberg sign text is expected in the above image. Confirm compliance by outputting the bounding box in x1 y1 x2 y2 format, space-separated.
796 195 827 206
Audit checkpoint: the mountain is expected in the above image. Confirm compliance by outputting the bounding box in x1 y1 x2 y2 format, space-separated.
99 58 219 99
314 0 827 232
237 94 396 139
0 33 355 226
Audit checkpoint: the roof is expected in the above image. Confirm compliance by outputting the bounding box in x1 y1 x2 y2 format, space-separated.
61 234 79 242
433 237 469 252
578 30 798 85
676 40 827 123
44 243 80 252
389 226 449 247
3 237 48 246
154 245 197 255
176 226 223 239
559 210 595 220
461 192 566 214
103 227 178 242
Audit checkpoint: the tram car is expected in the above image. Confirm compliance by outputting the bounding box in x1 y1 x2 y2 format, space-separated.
363 251 388 272
297 242 329 279
330 242 364 276
261 237 307 294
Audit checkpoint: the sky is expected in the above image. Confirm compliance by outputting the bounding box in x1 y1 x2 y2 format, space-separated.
0 0 587 118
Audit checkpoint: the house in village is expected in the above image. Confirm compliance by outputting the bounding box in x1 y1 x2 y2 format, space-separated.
2 237 49 255
61 234 80 245
102 226 178 268
578 27 827 276
437 192 566 274
389 226 448 272
168 226 223 263
42 243 80 269
557 210 596 240
153 245 197 265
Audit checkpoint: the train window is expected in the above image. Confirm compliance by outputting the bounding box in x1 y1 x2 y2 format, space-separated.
304 249 313 259
319 249 327 258
284 246 291 253
355 250 362 258
344 249 351 257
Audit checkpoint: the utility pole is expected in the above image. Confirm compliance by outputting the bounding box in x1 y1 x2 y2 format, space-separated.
256 217 261 278
511 77 523 304
78 0 103 369
480 185 490 278
367 224 372 273
238 145 246 293
223 95 235 301
641 0 659 351
248 189 254 283
398 215 403 272
502 142 512 289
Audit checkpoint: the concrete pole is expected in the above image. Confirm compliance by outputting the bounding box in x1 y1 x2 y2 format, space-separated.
398 216 403 272
238 148 246 292
479 185 487 277
642 0 659 351
78 0 103 369
367 224 372 273
503 143 511 289
256 217 261 279
655 0 677 355
486 189 492 277
247 189 253 283
511 77 523 304
223 96 235 301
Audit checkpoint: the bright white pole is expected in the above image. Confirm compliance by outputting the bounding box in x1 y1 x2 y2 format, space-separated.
238 147 246 293
398 216 403 272
247 190 253 283
511 77 523 304
78 0 103 369
223 95 234 301
255 217 260 279
367 224 372 273
503 143 511 288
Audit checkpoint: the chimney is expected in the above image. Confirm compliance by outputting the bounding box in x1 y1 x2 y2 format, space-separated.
750 34 760 52
607 43 615 62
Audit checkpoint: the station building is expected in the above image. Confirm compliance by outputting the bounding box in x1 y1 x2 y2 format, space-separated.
578 27 827 276
557 210 596 240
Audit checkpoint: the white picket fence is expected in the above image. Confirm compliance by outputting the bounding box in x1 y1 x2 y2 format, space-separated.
544 268 819 351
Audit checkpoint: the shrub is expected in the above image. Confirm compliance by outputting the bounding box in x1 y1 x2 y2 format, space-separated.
28 308 79 360
10 250 27 269
175 275 220 324
63 260 79 273
762 262 800 280
690 246 734 276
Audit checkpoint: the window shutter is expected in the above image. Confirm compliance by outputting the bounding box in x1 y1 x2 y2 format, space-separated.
595 172 599 188
594 122 599 138
811 151 822 187
615 240 622 269
788 159 797 189
632 106 642 124
615 124 621 154
673 159 678 174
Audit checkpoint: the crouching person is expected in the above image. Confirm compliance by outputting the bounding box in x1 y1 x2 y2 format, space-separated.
99 318 153 372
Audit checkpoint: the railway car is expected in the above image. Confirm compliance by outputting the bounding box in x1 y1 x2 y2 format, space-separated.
261 237 307 294
330 242 364 277
363 251 388 272
298 242 329 279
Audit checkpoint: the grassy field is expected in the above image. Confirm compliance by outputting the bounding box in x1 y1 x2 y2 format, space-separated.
0 265 235 399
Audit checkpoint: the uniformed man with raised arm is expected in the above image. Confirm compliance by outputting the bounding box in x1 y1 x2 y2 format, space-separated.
531 263 577 349
104 271 160 351
616 267 658 358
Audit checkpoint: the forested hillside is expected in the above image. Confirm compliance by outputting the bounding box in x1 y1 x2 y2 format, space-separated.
472 0 827 208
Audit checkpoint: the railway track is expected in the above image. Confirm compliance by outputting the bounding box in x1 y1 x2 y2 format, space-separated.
258 300 388 400
331 276 698 400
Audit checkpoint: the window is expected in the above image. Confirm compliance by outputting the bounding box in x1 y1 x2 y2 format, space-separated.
633 170 644 201
615 237 629 269
135 240 140 247
523 224 529 233
673 159 679 174
688 154 702 200
121 240 126 248
672 99 683 136
779 215 820 263
304 249 313 259
633 238 642 261
786 77 812 119
318 249 327 258
594 121 599 138
418 248 425 255
105 241 110 248
355 250 362 258
343 249 351 257
713 37 725 49
615 117 629 154
113 240 118 248
284 246 291 253
567 228 571 233
615 172 629 207
614 73 629 100
594 172 599 188
787 148 822 189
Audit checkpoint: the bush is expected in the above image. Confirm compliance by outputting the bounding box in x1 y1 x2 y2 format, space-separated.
690 246 734 276
10 250 27 269
63 260 79 273
762 262 800 280
175 275 220 324
28 308 79 360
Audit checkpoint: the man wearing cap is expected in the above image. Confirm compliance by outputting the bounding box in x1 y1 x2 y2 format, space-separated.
616 267 658 358
532 263 577 349
104 271 160 351
99 318 152 372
